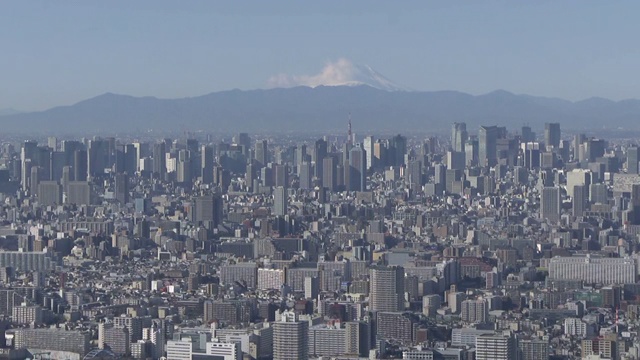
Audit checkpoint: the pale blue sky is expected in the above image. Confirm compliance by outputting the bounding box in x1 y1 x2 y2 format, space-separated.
1 1 638 110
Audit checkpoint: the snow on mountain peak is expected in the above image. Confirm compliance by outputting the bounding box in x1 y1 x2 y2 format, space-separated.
267 58 407 91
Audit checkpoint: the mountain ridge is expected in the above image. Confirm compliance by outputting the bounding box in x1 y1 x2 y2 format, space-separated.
2 85 640 134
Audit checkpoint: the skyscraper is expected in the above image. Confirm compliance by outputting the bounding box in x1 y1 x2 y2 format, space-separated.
572 184 587 217
540 186 561 222
254 140 268 168
152 142 166 179
389 134 407 167
322 156 336 191
451 122 468 153
274 186 287 216
313 138 328 179
273 310 308 360
299 162 313 190
348 145 366 191
194 194 224 229
478 125 498 167
363 136 374 170
628 146 639 174
369 265 404 312
115 173 129 205
544 122 561 148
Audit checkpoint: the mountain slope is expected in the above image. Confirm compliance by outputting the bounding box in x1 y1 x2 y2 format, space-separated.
1 86 640 134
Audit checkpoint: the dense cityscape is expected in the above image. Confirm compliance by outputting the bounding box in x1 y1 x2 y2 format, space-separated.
0 121 637 360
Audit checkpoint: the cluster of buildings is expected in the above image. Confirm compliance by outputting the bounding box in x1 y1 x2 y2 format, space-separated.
0 122 638 359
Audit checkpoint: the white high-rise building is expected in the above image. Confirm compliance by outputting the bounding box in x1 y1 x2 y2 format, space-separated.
363 135 374 170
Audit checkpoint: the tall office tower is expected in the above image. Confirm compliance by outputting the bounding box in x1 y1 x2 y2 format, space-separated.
313 138 328 180
200 144 214 183
478 125 498 167
254 140 268 168
566 169 592 198
50 151 66 181
369 265 405 312
573 133 586 157
184 137 199 155
176 149 191 184
295 144 308 169
61 166 72 193
274 164 288 187
407 160 422 196
434 163 445 186
584 138 607 162
389 134 407 166
475 333 517 360
115 173 129 205
423 137 437 155
465 138 478 167
38 181 62 206
451 122 468 152
152 142 166 179
521 142 541 169
322 156 336 191
273 310 308 360
460 299 489 323
67 181 91 205
348 145 366 191
299 162 313 190
447 151 465 170
245 163 256 192
194 195 224 229
274 186 287 216
20 141 38 191
34 146 52 181
572 184 587 217
363 136 374 170
540 186 561 222
260 166 273 187
521 125 535 143
628 147 639 174
544 122 561 148
74 150 88 181
373 140 386 169
87 138 109 178
234 132 251 154
30 166 40 195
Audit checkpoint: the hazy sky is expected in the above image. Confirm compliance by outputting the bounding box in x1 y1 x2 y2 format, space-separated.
2 1 639 110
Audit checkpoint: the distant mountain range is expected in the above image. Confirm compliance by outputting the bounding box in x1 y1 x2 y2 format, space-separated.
1 85 640 134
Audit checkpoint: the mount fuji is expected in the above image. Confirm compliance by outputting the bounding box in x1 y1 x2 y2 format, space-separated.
267 58 408 91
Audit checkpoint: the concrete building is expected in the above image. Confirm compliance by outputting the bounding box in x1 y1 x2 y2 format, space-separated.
475 332 517 360
548 255 636 284
369 265 404 312
273 310 308 360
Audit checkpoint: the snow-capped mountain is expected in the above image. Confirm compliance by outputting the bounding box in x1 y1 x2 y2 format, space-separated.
267 58 408 91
